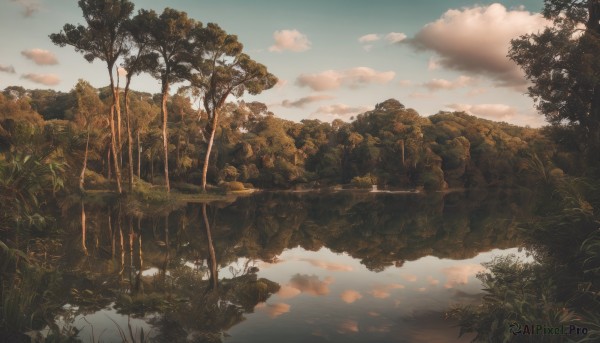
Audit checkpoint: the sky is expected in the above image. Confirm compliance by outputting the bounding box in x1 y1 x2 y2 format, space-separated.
0 0 550 127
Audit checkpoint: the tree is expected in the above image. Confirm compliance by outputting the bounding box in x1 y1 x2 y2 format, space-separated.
50 0 135 194
140 8 199 192
72 80 105 191
121 11 159 191
509 0 600 164
190 23 277 191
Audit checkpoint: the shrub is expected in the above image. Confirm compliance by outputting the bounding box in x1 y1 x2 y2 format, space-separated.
223 181 245 191
351 173 377 189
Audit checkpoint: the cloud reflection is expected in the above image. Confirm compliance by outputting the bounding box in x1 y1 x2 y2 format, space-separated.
255 302 291 318
337 319 359 334
299 258 353 272
340 290 363 303
288 274 334 296
369 283 404 299
442 264 485 288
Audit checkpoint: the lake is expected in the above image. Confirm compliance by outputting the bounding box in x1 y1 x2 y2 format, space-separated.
44 190 534 342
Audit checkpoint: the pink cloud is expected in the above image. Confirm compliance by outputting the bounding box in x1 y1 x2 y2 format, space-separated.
269 29 311 52
21 49 58 65
281 95 334 108
289 274 334 296
299 258 353 272
296 67 395 91
410 3 551 88
21 73 60 86
442 264 486 288
340 290 363 304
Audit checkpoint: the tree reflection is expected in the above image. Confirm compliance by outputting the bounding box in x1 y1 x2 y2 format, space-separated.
48 190 534 341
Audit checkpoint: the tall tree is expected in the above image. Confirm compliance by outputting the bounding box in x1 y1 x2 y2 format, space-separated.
141 8 199 192
50 0 134 194
121 11 158 191
509 0 600 164
190 23 277 191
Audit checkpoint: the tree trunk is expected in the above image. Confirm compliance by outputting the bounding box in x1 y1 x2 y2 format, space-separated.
400 139 405 167
79 130 90 191
161 80 170 192
115 70 123 169
137 131 141 179
202 203 218 290
107 147 112 181
124 77 134 192
108 66 123 194
110 105 123 194
81 201 88 255
202 111 219 192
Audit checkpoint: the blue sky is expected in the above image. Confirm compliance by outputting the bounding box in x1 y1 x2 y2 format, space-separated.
0 0 549 126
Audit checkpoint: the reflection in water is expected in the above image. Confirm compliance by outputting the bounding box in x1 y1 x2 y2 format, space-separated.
49 190 535 342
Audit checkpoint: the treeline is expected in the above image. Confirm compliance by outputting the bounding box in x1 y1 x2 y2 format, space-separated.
0 85 583 191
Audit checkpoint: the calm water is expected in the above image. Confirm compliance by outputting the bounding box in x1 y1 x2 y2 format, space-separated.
47 190 534 342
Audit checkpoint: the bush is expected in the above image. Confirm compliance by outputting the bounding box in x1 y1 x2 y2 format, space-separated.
222 181 245 191
351 173 377 189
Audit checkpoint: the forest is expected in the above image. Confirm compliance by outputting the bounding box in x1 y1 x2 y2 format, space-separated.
2 0 600 342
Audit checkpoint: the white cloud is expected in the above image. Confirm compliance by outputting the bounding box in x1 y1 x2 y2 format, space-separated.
296 67 395 91
358 33 381 43
362 44 374 52
269 29 311 52
21 73 60 86
410 3 551 88
385 32 407 44
0 64 16 74
281 94 334 108
10 0 40 17
423 75 475 92
21 49 58 65
446 103 518 121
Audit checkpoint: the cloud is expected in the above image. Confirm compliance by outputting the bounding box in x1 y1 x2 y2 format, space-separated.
0 65 16 74
255 302 291 318
338 320 359 334
296 67 395 91
368 283 404 299
402 274 418 282
269 29 311 52
288 274 334 296
426 276 440 286
277 285 302 299
10 0 40 17
358 34 380 43
385 32 407 44
409 3 551 88
445 103 518 121
340 290 363 304
275 79 288 88
21 49 58 65
311 104 371 122
427 57 440 71
299 258 353 271
423 75 475 92
441 264 486 288
21 73 60 86
281 95 334 108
